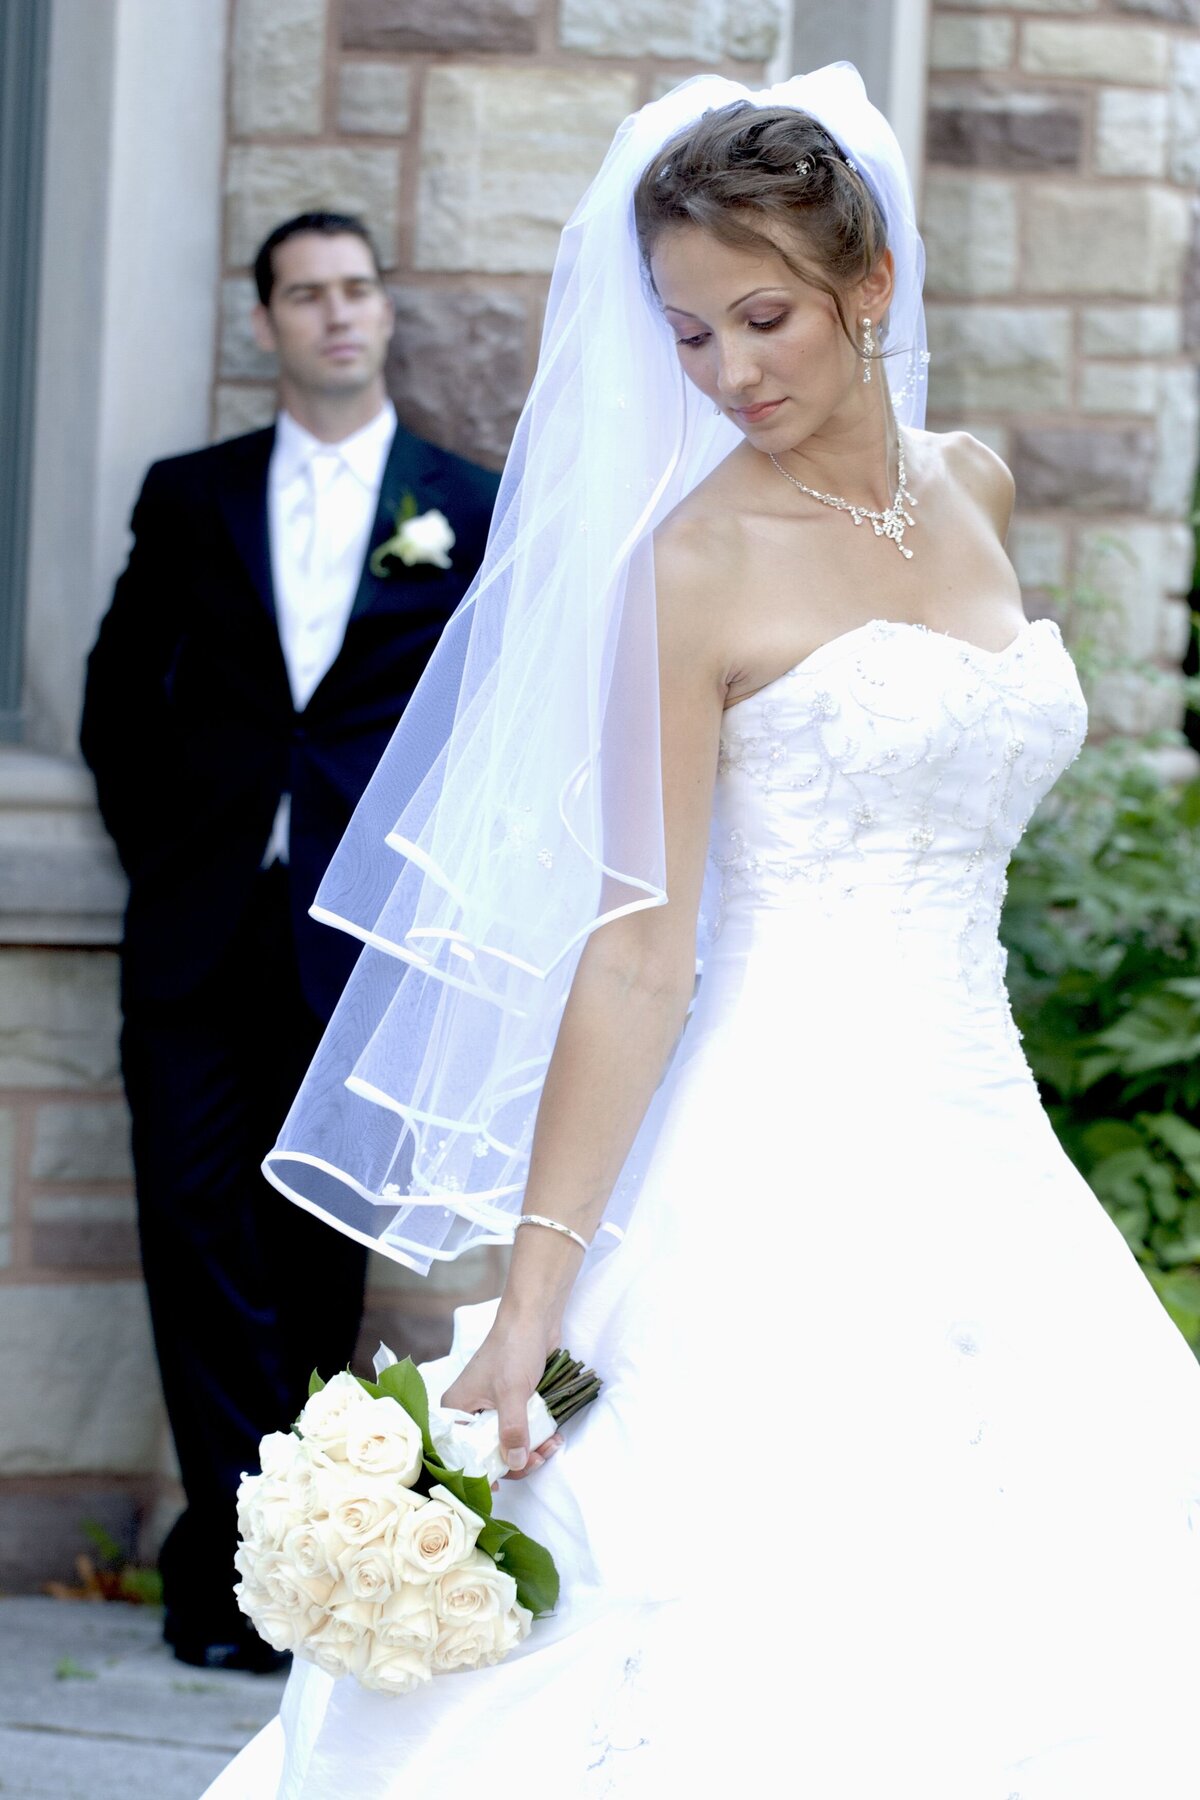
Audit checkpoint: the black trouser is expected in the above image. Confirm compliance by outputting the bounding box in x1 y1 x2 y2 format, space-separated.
121 865 367 1643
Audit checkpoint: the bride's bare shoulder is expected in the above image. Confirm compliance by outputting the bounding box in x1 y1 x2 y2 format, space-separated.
654 452 751 583
652 461 747 685
921 427 1016 534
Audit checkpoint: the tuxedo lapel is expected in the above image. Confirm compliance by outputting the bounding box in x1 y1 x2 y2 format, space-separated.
216 426 277 621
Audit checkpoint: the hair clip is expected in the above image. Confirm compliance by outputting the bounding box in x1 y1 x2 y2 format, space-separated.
845 158 859 172
794 156 814 176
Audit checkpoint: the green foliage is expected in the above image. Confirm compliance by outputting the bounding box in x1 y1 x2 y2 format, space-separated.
425 1460 495 1519
77 1517 164 1606
374 1357 437 1461
477 1517 561 1617
1001 725 1200 1346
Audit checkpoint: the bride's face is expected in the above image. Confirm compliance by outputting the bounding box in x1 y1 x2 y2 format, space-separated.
650 225 864 448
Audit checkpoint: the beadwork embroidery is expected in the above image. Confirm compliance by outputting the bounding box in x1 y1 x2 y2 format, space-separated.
711 620 1086 1005
585 1653 650 1796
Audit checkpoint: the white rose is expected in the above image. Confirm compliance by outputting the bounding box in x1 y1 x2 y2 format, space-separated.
334 1540 397 1605
234 1580 308 1654
295 1371 374 1459
255 1547 336 1614
257 1430 303 1478
498 1602 533 1657
282 1517 346 1583
301 1615 371 1682
312 1461 424 1546
360 1638 434 1695
395 509 455 569
287 1443 329 1517
430 1616 500 1673
237 1472 303 1550
316 1597 377 1646
393 1487 483 1579
375 1584 438 1655
343 1396 425 1486
235 1473 270 1549
434 1549 517 1624
432 1601 530 1674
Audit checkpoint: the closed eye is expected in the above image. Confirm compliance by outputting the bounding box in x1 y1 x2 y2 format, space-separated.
675 315 785 348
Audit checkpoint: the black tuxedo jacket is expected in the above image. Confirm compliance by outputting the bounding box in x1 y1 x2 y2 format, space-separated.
80 420 500 1020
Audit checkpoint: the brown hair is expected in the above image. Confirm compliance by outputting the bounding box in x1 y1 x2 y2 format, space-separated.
633 103 888 351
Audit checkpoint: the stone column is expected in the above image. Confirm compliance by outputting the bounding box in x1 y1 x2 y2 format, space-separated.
924 0 1200 734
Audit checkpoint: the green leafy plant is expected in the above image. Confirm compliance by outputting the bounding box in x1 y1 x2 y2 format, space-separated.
54 1657 97 1681
1001 662 1200 1346
43 1518 163 1607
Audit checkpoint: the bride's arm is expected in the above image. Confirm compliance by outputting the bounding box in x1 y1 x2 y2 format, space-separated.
442 528 730 1472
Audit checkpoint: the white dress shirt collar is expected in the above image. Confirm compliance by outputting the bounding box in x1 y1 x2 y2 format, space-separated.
273 399 398 493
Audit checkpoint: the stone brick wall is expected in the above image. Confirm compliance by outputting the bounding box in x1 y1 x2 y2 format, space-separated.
0 948 168 1589
923 0 1200 733
216 0 789 460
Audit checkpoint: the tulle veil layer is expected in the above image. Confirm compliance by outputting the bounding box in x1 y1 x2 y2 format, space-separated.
264 63 928 1271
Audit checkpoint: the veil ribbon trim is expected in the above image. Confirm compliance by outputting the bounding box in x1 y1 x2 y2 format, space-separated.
264 63 929 1272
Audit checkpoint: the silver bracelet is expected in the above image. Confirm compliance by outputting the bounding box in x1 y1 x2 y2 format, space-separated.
516 1213 590 1253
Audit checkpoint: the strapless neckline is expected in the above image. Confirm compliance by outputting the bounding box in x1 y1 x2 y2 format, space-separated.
725 615 1056 714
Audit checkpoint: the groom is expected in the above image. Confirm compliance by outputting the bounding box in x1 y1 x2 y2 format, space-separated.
80 212 499 1670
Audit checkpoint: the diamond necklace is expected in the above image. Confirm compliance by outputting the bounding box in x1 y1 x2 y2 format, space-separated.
768 433 918 559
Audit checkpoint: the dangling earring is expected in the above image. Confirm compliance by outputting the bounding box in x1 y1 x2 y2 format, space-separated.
861 317 874 384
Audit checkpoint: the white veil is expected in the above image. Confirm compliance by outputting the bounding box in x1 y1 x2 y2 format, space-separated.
264 62 928 1272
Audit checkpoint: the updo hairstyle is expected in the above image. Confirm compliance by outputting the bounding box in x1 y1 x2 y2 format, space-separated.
633 103 889 354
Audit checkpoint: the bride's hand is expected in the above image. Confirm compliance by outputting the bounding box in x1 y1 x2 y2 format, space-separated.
441 1317 564 1480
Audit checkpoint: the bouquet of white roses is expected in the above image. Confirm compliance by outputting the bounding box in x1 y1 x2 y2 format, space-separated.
233 1325 600 1695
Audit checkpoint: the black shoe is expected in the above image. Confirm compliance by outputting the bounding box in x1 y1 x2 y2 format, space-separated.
166 1622 290 1675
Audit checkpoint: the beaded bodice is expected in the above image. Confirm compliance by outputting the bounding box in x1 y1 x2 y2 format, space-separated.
710 616 1087 997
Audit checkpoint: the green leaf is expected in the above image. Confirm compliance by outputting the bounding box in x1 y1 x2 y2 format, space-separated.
307 1369 326 1398
1077 1119 1146 1160
1140 1112 1200 1186
81 1519 124 1567
424 1460 493 1520
484 1518 560 1617
1143 1157 1181 1224
1145 1267 1200 1345
398 490 419 523
1087 1145 1158 1209
376 1358 435 1458
1148 1266 1200 1315
119 1564 164 1606
477 1517 518 1559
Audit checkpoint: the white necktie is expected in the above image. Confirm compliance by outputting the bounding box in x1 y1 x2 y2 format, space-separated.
304 450 344 594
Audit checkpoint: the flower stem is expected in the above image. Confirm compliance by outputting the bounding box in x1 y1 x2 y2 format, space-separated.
537 1348 601 1425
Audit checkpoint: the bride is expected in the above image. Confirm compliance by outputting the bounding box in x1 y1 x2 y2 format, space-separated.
206 64 1200 1799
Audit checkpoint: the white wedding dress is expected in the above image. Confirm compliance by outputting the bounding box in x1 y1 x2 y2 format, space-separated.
207 615 1200 1800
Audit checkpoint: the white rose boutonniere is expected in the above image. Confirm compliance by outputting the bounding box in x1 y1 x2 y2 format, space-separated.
370 492 456 575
